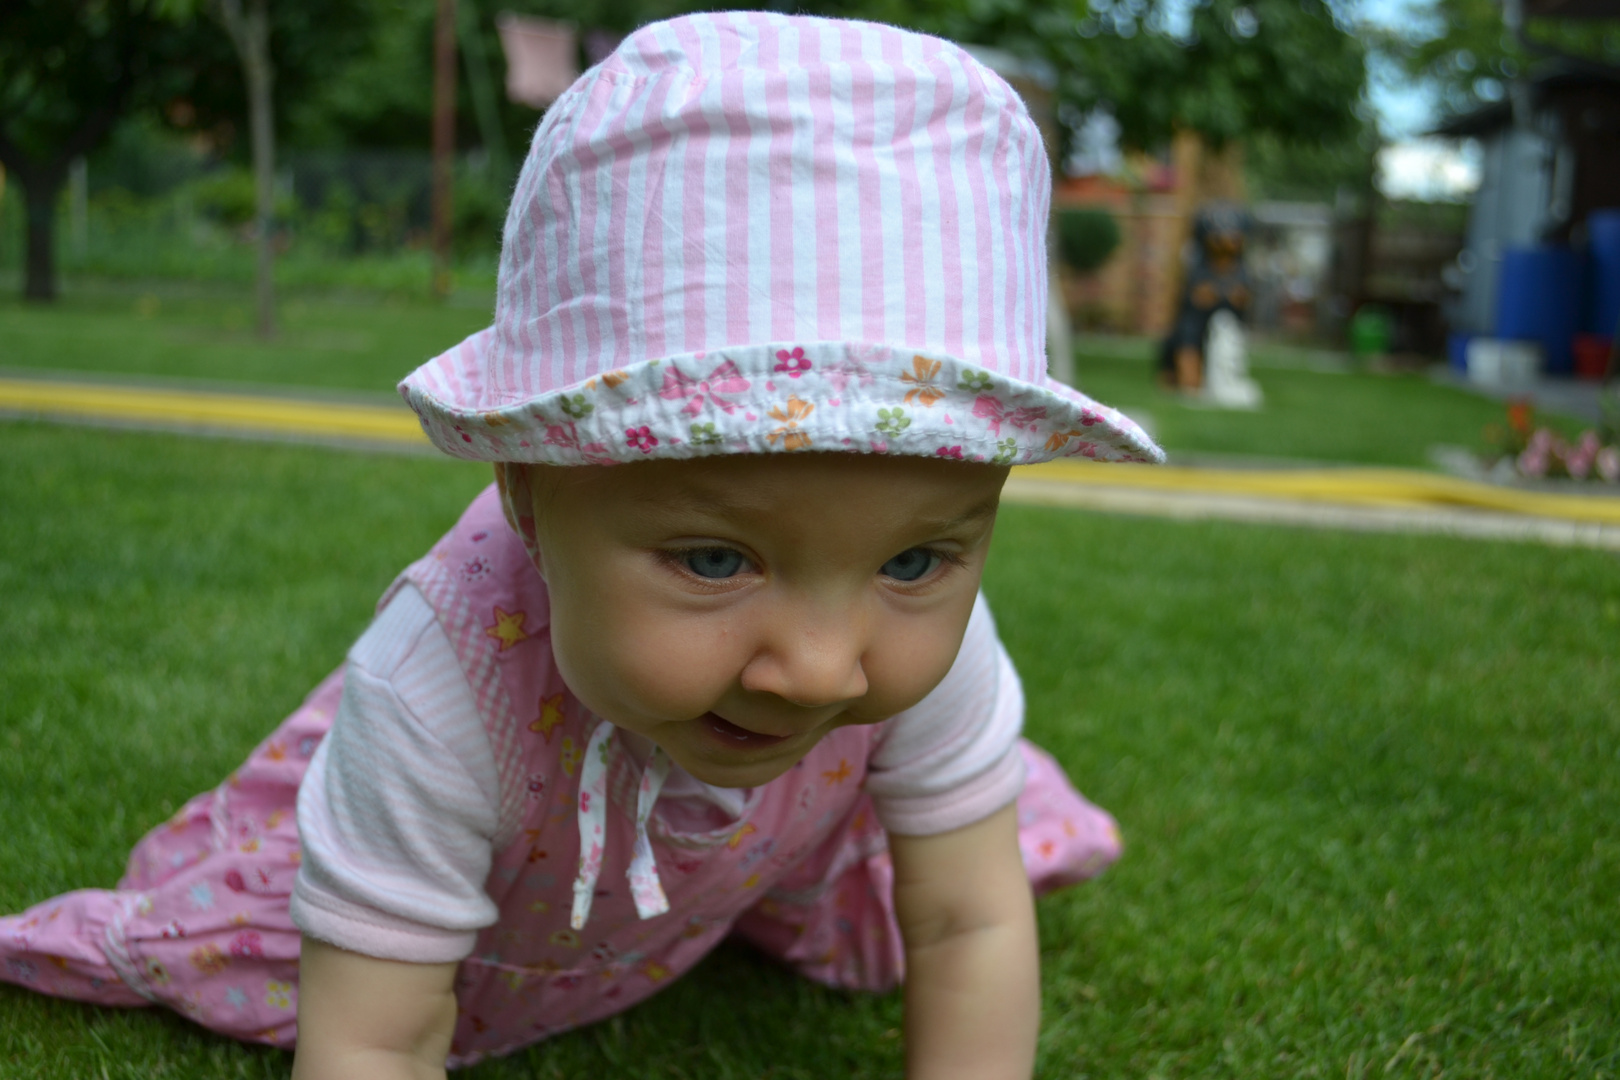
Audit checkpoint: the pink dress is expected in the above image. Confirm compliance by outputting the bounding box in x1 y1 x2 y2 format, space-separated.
0 486 1121 1066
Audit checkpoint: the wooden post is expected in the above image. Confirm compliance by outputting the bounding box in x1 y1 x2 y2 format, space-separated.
432 0 458 298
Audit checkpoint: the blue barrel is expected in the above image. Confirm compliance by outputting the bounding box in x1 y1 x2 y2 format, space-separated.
1447 332 1472 374
1495 245 1581 375
1589 209 1620 337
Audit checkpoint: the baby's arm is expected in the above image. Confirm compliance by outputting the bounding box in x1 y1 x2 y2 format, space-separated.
890 802 1039 1080
290 936 459 1080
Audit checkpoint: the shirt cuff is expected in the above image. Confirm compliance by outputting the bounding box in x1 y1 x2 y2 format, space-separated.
290 876 478 965
872 743 1027 837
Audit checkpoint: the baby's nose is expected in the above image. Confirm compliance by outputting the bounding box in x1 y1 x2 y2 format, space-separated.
738 617 869 710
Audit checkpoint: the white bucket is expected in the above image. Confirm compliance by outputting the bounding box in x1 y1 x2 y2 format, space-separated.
1465 338 1542 387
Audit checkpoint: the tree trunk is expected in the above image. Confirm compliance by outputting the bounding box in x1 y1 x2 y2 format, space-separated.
219 0 276 338
1 107 124 304
431 0 458 298
21 171 61 302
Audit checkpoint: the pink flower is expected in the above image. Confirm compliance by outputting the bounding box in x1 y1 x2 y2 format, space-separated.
229 931 263 960
774 347 812 378
659 359 752 416
625 426 659 453
1565 430 1601 480
973 395 1047 434
1517 446 1549 478
1597 445 1620 483
934 445 964 459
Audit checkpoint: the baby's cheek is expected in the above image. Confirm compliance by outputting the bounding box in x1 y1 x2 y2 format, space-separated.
862 625 962 717
608 617 742 715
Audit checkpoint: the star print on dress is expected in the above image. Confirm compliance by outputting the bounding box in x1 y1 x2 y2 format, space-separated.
484 606 531 652
821 759 851 786
529 694 565 741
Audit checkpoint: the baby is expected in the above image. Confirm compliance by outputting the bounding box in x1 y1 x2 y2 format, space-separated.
0 13 1161 1078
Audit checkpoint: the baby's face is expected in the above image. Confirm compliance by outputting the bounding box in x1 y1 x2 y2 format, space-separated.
527 453 1008 788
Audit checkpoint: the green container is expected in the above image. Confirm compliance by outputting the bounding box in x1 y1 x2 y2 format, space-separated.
1349 305 1393 360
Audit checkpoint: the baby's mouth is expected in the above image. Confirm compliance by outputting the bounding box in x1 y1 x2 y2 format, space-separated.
700 712 791 748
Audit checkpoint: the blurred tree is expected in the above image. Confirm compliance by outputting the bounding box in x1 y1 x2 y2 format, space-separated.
0 0 201 301
1384 0 1620 118
165 0 372 145
1066 0 1367 151
1245 121 1378 203
798 0 1367 166
0 0 369 302
199 0 374 331
215 0 276 337
283 0 1366 179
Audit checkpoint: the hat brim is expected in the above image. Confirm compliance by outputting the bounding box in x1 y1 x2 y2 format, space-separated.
400 332 1165 467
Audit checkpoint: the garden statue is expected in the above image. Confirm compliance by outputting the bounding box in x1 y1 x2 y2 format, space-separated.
1157 201 1262 407
1204 309 1263 408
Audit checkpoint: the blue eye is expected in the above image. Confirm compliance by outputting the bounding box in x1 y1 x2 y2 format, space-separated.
682 548 748 579
880 548 940 582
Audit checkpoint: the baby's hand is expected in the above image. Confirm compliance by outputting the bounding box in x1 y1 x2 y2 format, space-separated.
291 936 459 1080
891 803 1039 1080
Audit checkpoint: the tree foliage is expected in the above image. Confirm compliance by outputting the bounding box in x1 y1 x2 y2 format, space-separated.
281 0 1368 161
0 0 372 300
1069 0 1367 150
0 0 206 298
1384 0 1620 119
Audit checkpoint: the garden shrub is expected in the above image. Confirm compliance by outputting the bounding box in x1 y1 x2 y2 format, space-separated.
1056 206 1121 274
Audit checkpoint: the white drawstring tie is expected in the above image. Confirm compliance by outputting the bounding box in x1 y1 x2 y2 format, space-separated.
571 723 672 930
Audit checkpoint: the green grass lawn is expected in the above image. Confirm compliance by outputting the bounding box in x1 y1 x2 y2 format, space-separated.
0 285 490 396
1069 338 1585 469
1 284 1571 468
3 419 1615 1078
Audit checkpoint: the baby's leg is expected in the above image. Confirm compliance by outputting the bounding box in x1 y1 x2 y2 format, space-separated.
0 869 302 1047
1014 740 1123 894
731 741 1120 991
0 668 343 1047
1 890 151 1007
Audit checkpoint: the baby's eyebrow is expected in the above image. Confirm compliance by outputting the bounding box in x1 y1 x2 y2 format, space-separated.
631 486 999 535
632 486 771 521
911 496 1002 535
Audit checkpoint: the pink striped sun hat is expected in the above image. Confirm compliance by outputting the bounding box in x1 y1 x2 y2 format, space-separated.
400 11 1163 468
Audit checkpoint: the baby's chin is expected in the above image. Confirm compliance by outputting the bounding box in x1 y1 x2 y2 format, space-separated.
654 713 842 789
673 754 802 790
662 733 818 790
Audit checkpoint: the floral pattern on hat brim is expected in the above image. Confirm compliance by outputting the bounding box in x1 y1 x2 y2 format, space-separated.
402 341 1166 468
